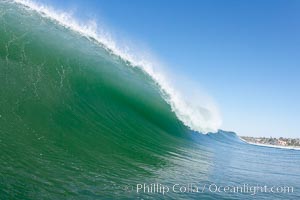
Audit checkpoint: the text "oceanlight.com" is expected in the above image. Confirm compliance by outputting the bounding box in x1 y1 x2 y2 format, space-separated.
124 183 294 195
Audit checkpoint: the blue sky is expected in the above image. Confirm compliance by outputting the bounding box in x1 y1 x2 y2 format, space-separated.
37 0 300 137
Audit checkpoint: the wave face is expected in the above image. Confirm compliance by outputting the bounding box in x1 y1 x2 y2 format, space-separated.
11 0 222 134
0 1 300 200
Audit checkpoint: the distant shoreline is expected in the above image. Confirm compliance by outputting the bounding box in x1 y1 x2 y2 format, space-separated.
239 136 300 150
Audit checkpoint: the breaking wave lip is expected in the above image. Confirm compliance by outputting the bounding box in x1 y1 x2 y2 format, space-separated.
11 0 222 133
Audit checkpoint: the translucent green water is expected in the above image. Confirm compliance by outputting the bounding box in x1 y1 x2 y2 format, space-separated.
0 2 299 200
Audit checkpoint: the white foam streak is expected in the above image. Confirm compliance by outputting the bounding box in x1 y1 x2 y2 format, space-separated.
12 0 222 133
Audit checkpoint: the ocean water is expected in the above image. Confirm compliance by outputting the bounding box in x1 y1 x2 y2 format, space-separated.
0 1 299 199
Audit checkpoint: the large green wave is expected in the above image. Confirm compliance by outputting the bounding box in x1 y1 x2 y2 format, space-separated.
0 1 196 199
1 2 300 200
